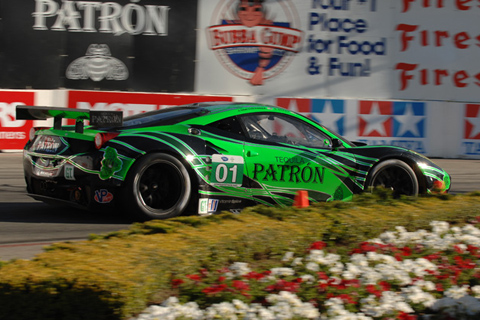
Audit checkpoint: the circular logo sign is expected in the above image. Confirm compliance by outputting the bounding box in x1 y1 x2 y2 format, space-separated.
207 0 303 86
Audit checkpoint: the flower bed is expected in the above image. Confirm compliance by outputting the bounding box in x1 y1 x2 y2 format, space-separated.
134 220 480 320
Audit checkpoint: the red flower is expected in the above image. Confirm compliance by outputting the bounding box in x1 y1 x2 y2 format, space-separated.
454 245 464 254
202 284 228 295
398 311 417 320
379 281 391 291
243 271 266 281
401 246 412 256
308 241 327 251
186 274 202 281
171 278 184 288
232 280 249 291
317 272 329 280
338 293 357 305
366 284 382 298
266 279 300 293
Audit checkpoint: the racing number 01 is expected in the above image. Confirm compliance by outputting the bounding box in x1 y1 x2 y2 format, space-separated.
211 154 244 186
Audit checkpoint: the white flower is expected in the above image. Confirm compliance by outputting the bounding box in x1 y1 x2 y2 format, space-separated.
445 285 470 299
270 267 295 277
472 285 480 298
306 262 319 272
282 251 294 262
229 262 251 277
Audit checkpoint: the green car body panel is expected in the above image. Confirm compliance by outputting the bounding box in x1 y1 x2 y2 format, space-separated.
16 103 451 219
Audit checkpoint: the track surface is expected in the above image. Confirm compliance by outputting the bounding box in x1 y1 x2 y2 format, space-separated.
0 153 479 260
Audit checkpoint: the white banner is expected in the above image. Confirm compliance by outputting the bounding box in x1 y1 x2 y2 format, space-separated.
196 0 480 103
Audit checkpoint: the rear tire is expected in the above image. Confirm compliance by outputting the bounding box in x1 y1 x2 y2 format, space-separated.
366 159 419 197
122 153 192 220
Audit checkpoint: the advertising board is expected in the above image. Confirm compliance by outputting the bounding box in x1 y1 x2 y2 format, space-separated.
196 0 480 103
0 0 198 92
0 91 34 150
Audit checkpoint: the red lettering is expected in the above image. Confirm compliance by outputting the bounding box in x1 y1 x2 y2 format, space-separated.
421 68 428 85
397 24 418 51
396 26 478 50
397 64 480 90
435 69 449 85
396 62 417 90
475 72 480 86
435 31 449 46
402 0 445 12
455 32 471 49
421 30 428 46
456 0 473 10
454 70 469 87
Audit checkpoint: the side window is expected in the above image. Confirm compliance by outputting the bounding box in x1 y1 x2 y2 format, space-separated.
209 116 245 137
241 113 331 148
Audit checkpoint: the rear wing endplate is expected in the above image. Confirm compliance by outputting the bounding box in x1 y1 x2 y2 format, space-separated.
16 106 123 133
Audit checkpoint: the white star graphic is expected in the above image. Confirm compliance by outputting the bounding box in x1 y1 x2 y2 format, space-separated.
360 102 390 136
395 103 423 137
316 100 343 131
287 99 301 113
467 113 480 139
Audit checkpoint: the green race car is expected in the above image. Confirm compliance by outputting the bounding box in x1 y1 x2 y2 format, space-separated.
16 102 451 220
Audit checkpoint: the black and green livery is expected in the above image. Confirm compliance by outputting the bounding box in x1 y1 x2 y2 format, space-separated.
16 102 451 220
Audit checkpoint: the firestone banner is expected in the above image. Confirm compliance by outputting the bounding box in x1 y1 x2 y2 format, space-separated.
196 0 480 103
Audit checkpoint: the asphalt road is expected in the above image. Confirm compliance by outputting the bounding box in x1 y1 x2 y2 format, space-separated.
0 152 479 261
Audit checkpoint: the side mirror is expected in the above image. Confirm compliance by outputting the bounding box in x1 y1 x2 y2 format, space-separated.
331 138 342 150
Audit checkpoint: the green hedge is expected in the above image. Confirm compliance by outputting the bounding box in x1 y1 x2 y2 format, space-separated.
0 192 480 320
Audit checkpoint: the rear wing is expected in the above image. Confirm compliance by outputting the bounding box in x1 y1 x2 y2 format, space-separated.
16 106 123 133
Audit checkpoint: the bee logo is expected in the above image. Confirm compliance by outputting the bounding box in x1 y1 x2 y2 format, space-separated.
66 44 129 82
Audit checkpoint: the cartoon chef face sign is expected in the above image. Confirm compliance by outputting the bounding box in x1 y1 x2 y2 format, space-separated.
207 0 302 86
237 0 266 27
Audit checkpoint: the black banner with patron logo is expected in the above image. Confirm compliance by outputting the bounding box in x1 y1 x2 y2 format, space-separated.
0 0 197 92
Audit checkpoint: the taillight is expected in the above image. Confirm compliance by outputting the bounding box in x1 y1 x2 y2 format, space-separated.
29 127 49 141
94 132 120 150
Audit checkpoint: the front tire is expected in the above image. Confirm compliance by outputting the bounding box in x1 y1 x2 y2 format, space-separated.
366 159 419 197
122 153 192 220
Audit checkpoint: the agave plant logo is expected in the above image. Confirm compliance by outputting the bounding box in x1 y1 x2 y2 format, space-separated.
207 0 303 86
99 147 122 180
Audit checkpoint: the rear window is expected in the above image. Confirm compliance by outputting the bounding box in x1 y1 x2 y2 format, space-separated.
119 106 209 128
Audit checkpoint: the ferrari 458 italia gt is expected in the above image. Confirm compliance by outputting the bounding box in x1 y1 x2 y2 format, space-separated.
16 102 450 220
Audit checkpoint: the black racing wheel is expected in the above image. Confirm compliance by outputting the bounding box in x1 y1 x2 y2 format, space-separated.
122 153 192 220
367 159 419 197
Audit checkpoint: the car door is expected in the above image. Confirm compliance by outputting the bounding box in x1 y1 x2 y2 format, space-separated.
238 112 356 206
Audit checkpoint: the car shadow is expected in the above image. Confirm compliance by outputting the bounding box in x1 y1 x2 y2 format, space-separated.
0 202 135 224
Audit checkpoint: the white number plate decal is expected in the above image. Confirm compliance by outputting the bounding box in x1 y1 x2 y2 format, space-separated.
210 154 244 187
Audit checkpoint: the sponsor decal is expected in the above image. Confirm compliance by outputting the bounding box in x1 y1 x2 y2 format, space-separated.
210 154 244 186
358 101 426 153
207 0 303 85
94 189 114 203
66 44 128 82
464 104 480 140
32 135 64 153
359 101 425 138
64 164 75 180
32 0 169 36
199 198 219 215
253 163 325 184
462 104 480 156
276 98 345 135
0 91 34 150
99 147 122 180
